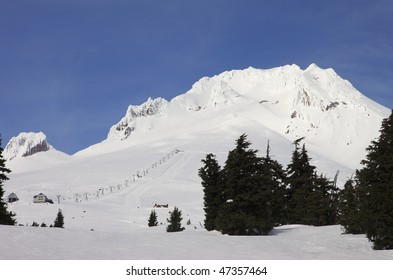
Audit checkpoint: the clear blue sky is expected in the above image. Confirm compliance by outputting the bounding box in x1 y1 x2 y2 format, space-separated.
1 0 392 154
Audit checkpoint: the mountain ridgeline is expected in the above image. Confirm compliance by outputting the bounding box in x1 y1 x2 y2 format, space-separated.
100 63 389 170
7 64 390 171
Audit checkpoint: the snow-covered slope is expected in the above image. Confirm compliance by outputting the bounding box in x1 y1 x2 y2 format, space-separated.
79 64 389 170
3 132 70 173
2 64 391 260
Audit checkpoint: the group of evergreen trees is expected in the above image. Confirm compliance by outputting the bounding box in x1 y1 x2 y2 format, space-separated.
199 110 393 250
339 110 393 250
199 134 339 236
148 207 185 232
30 208 64 229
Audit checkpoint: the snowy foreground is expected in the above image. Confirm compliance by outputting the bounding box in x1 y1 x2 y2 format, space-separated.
1 223 393 260
3 129 393 260
2 143 393 260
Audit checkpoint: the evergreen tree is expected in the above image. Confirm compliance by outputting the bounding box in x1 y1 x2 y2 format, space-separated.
286 143 316 224
148 210 158 227
338 178 365 234
54 209 64 228
0 136 16 225
198 153 222 231
357 110 393 249
216 134 273 235
166 207 185 232
261 141 287 226
309 174 338 226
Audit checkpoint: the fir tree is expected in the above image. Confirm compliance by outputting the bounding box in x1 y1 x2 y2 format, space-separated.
216 134 273 235
54 209 64 228
286 142 316 224
148 210 158 227
0 135 16 225
261 141 287 225
198 153 222 231
309 174 338 226
338 178 365 234
166 207 185 232
357 110 393 249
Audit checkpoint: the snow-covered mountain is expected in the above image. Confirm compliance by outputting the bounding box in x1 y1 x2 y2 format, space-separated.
86 63 389 170
4 132 52 161
2 64 392 260
3 132 70 173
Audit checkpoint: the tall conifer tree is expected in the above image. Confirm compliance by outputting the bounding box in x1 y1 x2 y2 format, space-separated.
357 110 393 249
310 174 338 226
261 141 287 225
199 153 222 231
338 178 365 234
217 134 273 235
286 143 316 224
0 136 16 225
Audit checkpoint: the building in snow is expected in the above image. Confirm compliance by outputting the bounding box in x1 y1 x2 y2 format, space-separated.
33 193 53 204
7 193 19 203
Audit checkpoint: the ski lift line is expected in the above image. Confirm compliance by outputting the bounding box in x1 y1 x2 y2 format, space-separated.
68 149 182 204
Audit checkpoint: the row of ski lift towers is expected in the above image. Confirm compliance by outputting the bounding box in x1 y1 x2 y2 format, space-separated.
60 149 181 204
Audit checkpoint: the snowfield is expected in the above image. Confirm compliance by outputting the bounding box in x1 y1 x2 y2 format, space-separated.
1 224 393 259
2 64 392 260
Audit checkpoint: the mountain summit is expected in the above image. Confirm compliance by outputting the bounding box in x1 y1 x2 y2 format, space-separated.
102 64 389 169
4 132 52 161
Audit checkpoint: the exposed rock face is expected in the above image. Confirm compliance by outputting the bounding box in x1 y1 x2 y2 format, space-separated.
4 132 51 161
108 97 168 140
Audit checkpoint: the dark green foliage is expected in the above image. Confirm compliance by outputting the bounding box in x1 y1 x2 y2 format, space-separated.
166 207 185 232
200 134 342 235
198 153 222 231
148 210 158 227
286 143 316 224
309 174 339 226
41 222 47 227
356 110 393 249
286 142 338 226
54 209 64 228
216 134 273 235
31 221 39 227
338 179 365 234
262 141 287 226
0 136 16 225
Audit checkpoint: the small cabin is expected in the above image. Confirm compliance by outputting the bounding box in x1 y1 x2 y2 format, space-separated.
8 193 19 203
33 193 48 203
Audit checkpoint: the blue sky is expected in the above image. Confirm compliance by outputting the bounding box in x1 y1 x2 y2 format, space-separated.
1 0 392 154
